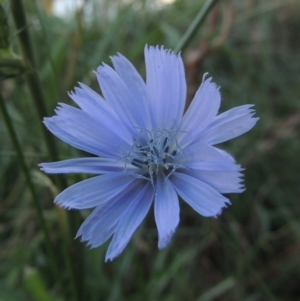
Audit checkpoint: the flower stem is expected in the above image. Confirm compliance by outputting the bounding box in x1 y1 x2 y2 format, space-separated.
10 0 61 164
10 0 84 300
0 92 62 295
175 0 219 53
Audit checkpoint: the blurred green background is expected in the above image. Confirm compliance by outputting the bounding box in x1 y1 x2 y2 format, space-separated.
1 0 300 300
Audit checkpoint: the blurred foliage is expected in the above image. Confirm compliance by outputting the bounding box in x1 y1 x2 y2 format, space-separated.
1 0 300 300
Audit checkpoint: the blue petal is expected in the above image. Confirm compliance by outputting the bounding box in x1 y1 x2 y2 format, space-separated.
199 105 259 145
111 53 151 128
170 172 230 217
69 84 133 144
178 143 242 171
39 157 137 174
44 104 131 158
96 63 142 137
44 118 101 157
54 173 137 209
179 76 221 148
179 169 244 194
76 180 145 248
105 182 154 261
176 143 244 193
69 83 110 117
144 46 186 129
155 172 179 249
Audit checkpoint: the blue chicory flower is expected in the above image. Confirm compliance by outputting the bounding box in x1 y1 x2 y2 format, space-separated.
40 45 258 261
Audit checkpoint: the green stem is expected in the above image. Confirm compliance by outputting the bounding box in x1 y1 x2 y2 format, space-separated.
0 92 61 294
10 1 84 300
30 0 61 100
10 0 61 164
175 0 219 53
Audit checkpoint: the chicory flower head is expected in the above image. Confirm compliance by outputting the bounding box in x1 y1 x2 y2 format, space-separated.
40 45 258 261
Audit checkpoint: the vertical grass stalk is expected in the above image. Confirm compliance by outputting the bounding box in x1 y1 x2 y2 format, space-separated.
10 0 84 300
175 0 219 53
0 92 62 295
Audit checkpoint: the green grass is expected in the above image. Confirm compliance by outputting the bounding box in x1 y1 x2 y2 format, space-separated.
1 0 300 300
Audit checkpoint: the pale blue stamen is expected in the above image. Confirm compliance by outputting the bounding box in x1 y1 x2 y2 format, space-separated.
123 128 185 185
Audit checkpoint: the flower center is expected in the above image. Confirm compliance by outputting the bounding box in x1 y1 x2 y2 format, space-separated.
123 129 184 185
